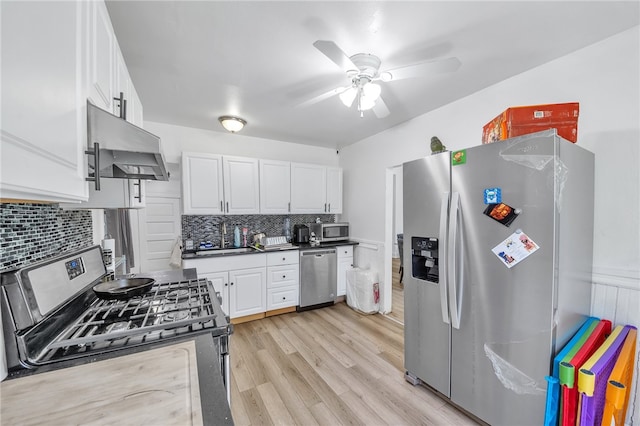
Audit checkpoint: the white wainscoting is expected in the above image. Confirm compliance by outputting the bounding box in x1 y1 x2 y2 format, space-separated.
590 266 640 426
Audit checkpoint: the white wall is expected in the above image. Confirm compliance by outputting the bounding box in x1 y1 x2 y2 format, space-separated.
144 121 340 166
341 26 640 424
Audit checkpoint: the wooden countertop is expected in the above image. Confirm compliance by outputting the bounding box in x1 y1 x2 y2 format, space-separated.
1 340 204 425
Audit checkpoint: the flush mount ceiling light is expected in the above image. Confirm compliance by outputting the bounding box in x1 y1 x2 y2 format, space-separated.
218 116 246 133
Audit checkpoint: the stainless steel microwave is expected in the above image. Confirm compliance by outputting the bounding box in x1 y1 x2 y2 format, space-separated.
310 222 349 242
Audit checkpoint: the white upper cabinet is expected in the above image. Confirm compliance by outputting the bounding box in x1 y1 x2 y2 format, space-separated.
0 1 88 203
259 159 291 214
326 167 343 214
182 153 225 215
290 163 327 214
223 156 260 214
182 154 259 215
87 1 114 114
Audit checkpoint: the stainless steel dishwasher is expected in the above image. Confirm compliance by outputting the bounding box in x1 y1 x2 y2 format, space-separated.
298 248 337 311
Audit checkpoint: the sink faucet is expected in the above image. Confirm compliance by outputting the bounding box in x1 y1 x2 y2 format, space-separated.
220 222 227 248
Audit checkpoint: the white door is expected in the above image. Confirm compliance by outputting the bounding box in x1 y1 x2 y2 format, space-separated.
137 197 181 272
229 268 266 318
291 163 326 213
223 156 260 214
326 167 343 214
182 153 224 214
202 271 230 315
259 159 291 214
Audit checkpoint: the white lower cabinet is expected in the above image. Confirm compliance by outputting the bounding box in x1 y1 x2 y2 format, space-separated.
229 268 266 318
337 245 354 296
184 251 300 320
266 251 299 310
201 271 230 316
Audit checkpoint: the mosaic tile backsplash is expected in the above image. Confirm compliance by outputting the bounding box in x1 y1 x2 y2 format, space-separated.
182 214 335 248
1 203 93 272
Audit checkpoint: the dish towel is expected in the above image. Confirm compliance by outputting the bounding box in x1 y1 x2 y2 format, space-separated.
169 237 182 268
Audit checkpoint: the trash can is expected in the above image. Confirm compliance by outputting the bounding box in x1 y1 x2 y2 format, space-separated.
346 267 380 314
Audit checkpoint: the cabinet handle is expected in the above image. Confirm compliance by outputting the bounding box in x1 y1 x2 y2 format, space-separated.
282 297 286 300
328 203 331 212
324 203 327 212
288 202 291 212
85 142 101 191
230 282 234 286
282 257 286 261
220 201 223 211
133 179 142 202
226 201 229 213
224 283 228 287
282 275 286 278
114 92 127 120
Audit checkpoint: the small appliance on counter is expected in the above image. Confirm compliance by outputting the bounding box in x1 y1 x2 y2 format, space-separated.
293 224 310 244
309 222 349 242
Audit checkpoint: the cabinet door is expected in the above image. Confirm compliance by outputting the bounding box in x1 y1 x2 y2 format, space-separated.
87 1 114 113
182 153 224 215
1 1 88 203
259 159 291 214
291 163 327 213
202 272 230 316
229 268 266 318
223 156 260 214
326 167 343 214
337 256 354 297
113 47 131 121
129 85 144 128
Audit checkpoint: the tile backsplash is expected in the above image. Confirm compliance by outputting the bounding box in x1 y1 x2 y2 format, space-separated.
0 203 93 272
182 214 335 248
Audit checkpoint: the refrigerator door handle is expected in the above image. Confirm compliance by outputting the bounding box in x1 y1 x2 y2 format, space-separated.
439 192 450 324
447 192 462 329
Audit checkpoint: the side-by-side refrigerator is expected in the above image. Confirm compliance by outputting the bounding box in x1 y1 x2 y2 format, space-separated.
403 129 594 425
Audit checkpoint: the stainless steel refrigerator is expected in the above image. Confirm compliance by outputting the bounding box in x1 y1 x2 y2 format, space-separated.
403 130 594 425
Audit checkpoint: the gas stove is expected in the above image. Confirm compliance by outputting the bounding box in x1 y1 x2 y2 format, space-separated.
1 245 231 403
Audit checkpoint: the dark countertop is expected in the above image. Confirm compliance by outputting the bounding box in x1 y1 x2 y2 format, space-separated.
292 240 359 250
182 245 299 260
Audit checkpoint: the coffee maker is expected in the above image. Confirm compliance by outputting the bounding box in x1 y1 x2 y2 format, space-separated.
292 224 310 244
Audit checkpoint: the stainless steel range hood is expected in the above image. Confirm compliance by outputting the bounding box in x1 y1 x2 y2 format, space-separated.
87 101 169 188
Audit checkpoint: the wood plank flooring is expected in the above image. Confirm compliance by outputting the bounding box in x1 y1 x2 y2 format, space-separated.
229 286 480 425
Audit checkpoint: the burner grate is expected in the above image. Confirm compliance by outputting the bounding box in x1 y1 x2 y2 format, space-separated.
47 278 217 350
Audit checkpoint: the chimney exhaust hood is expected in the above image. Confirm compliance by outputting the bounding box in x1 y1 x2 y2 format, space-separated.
86 100 169 190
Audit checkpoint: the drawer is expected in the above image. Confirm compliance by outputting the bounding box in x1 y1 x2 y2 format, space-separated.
266 250 299 266
267 264 299 289
267 285 298 310
336 245 353 259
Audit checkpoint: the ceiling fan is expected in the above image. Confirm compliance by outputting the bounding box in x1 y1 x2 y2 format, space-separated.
304 40 461 118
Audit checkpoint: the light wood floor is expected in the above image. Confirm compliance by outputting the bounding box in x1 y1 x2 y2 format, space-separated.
229 272 480 425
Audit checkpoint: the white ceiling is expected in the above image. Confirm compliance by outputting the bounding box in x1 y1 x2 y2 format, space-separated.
106 1 639 150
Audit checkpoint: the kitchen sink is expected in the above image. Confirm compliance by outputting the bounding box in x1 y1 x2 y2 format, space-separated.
195 247 256 256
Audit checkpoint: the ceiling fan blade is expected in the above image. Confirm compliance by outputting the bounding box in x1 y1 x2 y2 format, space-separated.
313 40 358 73
297 85 350 108
372 96 390 118
382 57 461 81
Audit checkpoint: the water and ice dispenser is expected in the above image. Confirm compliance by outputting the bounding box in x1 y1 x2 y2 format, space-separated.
411 237 439 282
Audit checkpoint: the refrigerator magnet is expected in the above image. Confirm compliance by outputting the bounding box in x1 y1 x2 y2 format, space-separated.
483 187 502 204
452 149 467 165
483 202 519 227
491 231 539 269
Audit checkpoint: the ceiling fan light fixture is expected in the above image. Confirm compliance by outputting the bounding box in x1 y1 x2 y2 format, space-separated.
218 115 246 133
339 87 358 107
362 82 381 101
379 71 392 82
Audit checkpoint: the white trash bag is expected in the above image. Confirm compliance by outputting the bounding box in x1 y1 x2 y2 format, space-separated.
346 267 380 314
